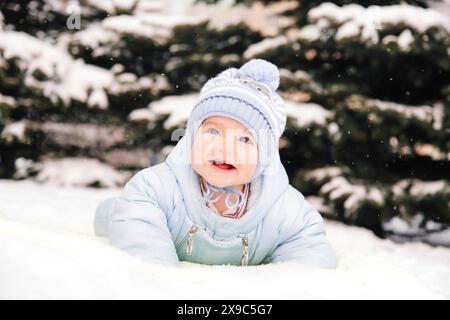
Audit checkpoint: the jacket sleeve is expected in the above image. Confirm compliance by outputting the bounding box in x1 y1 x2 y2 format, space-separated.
269 199 337 269
107 168 179 267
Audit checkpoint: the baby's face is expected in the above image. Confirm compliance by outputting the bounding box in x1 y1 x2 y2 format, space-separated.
191 116 258 187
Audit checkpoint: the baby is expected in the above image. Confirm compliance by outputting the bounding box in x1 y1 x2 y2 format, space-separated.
94 59 337 268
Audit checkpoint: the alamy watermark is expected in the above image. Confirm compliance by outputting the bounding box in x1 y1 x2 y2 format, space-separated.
66 2 81 30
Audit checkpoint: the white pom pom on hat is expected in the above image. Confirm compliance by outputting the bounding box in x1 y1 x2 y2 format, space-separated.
237 58 280 91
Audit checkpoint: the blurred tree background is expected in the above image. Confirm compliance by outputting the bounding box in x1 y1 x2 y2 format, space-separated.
0 0 449 245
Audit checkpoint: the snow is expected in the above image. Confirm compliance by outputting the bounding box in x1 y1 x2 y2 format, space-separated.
0 31 114 109
38 121 129 149
102 14 170 43
414 143 449 161
381 29 415 52
382 34 398 46
397 29 415 52
1 120 27 143
68 23 120 58
348 97 435 124
427 0 450 18
87 88 109 108
188 1 296 37
432 102 444 130
42 0 74 15
308 3 450 46
0 93 15 107
243 25 323 59
297 24 322 42
319 176 385 218
285 101 332 127
383 214 450 247
162 0 197 15
65 5 208 55
86 0 138 14
336 21 361 41
101 13 206 45
385 216 418 235
384 215 443 236
0 179 449 299
243 36 289 60
19 158 130 188
304 166 345 183
109 72 169 96
409 180 449 198
393 179 449 199
279 68 313 84
0 30 169 109
425 229 450 247
127 108 157 124
134 0 165 13
128 94 198 129
327 122 340 141
345 187 384 214
13 158 35 178
305 195 330 214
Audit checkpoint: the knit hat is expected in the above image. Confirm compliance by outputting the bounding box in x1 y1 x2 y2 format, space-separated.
186 59 287 182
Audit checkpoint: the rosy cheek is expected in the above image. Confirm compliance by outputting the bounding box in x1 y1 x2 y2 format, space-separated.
191 147 202 167
202 134 213 143
235 147 258 167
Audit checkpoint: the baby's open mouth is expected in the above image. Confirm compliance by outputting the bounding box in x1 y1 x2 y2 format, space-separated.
209 160 236 171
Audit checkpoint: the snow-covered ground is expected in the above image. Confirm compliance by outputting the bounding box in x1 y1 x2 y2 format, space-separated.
0 179 449 299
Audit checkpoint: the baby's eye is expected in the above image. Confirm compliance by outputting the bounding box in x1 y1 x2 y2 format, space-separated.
207 128 220 135
239 136 251 144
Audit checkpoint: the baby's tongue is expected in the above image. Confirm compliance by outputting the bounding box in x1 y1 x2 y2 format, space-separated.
215 163 233 170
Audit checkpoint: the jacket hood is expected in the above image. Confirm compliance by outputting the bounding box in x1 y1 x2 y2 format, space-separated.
165 128 289 238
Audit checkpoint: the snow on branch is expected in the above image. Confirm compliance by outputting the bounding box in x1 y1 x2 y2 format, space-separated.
0 31 167 110
0 31 113 109
308 3 450 47
319 175 385 218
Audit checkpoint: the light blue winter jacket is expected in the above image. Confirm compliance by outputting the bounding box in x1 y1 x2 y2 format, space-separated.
94 133 337 269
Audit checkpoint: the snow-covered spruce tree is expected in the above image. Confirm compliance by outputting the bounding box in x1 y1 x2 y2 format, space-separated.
294 3 449 241
0 1 170 182
65 13 262 93
201 0 450 241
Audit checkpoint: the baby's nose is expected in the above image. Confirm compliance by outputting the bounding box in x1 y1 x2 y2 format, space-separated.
215 139 236 159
